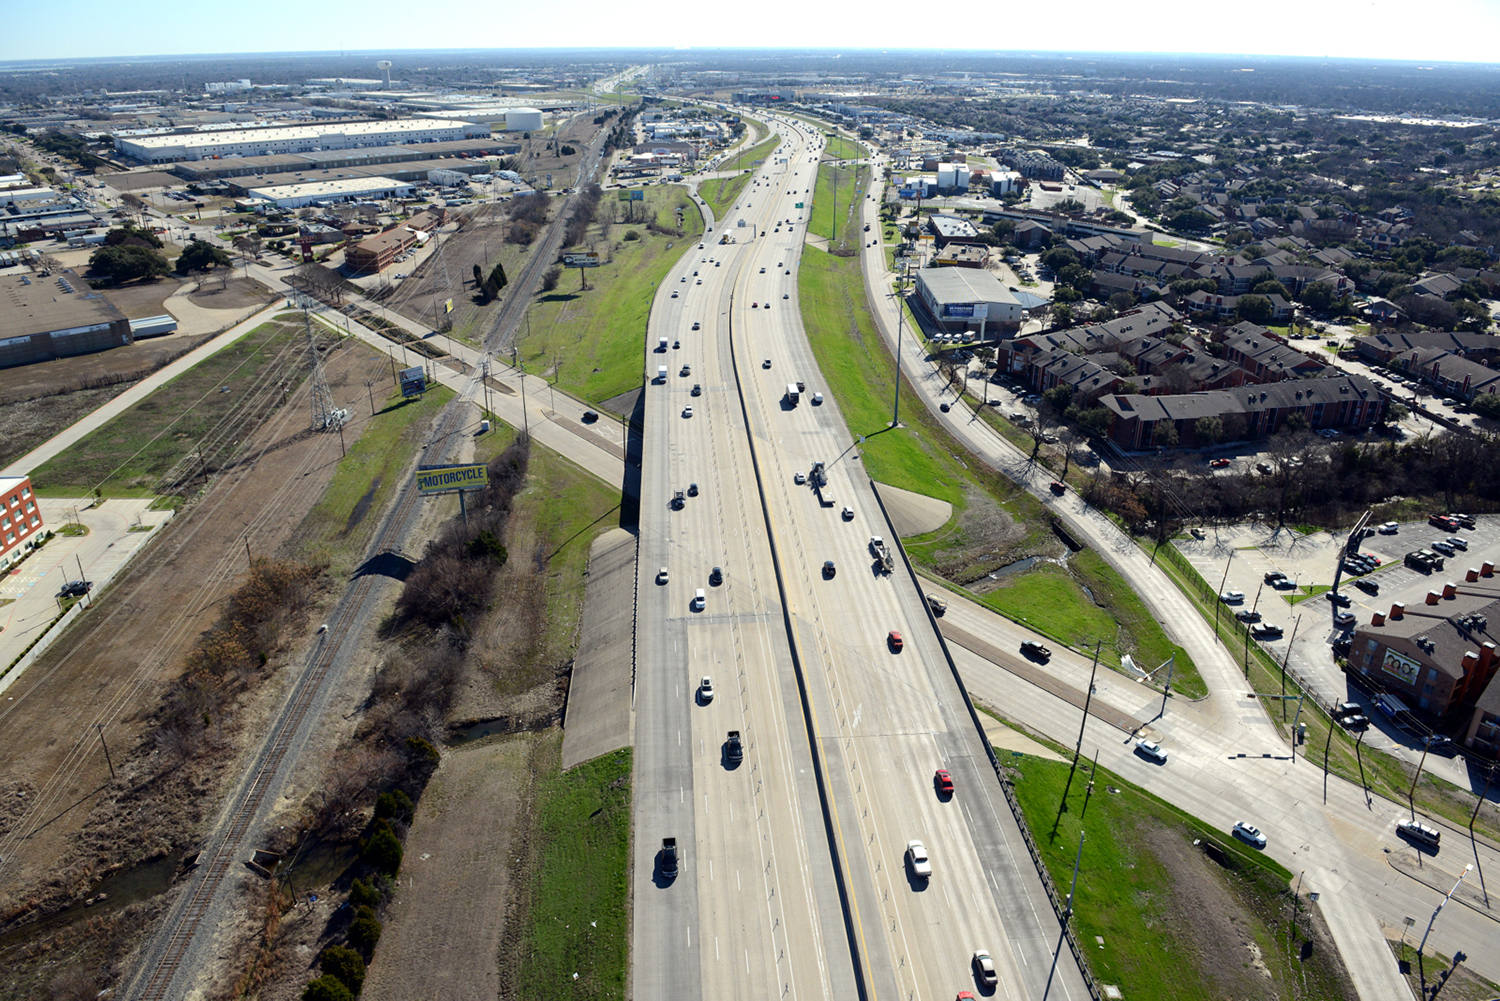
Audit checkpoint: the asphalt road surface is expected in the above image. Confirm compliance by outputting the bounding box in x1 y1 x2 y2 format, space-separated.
632 115 1090 1001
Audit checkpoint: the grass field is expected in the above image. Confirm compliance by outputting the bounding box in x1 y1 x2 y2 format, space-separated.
294 383 455 574
699 169 753 222
515 184 703 404
809 161 868 249
515 745 632 1001
823 135 863 161
721 134 778 174
29 317 306 498
1011 755 1357 1001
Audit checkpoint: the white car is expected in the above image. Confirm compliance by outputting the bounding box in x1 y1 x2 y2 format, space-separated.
657 567 669 584
682 406 694 418
1447 536 1468 551
1378 521 1399 534
972 950 998 988
1135 738 1167 763
1233 821 1267 848
794 471 806 485
1219 590 1245 604
699 676 714 702
905 840 932 879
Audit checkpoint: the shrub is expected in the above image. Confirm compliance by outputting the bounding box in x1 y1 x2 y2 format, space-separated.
623 230 641 241
348 877 381 910
361 824 404 877
374 789 414 823
541 266 562 292
348 907 384 960
320 945 366 995
302 974 354 1001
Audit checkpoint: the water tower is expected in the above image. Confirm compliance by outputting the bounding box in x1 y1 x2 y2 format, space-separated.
377 60 392 89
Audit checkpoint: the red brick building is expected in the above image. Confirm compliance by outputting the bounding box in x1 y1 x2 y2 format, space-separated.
0 476 43 570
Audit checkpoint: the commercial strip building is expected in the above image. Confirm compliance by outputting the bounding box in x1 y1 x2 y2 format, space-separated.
171 138 519 181
344 208 446 275
0 476 43 570
0 269 133 370
912 267 1024 335
244 176 415 209
115 118 492 164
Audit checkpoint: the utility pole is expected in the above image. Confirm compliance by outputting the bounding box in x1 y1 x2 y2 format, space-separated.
1469 765 1495 907
1063 829 1085 918
1416 865 1473 985
1280 614 1302 714
94 723 114 779
1215 552 1234 645
891 292 905 428
1060 643 1102 812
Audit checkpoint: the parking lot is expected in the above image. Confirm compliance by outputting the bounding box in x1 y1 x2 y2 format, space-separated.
1176 515 1500 788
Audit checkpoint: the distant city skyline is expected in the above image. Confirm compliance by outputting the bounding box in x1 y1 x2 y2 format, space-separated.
3 0 1500 65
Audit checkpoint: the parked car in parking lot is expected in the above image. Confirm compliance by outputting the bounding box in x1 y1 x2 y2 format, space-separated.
1235 609 1261 622
1252 622 1284 639
1378 521 1399 534
1219 590 1245 604
1356 578 1380 595
1334 610 1356 628
1326 590 1352 606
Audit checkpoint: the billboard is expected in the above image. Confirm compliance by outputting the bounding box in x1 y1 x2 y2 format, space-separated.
400 366 427 398
618 189 644 201
416 463 490 495
1380 648 1421 685
898 188 920 199
563 252 601 268
945 304 975 318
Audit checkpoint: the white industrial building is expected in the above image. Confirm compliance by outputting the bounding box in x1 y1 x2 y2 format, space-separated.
0 186 57 207
936 163 969 193
114 119 491 164
505 108 544 132
914 267 1024 336
245 176 414 209
990 170 1024 196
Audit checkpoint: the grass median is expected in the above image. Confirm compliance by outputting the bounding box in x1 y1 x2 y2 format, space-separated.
721 133 778 174
1010 753 1358 1001
516 184 703 404
809 160 867 249
699 170 752 222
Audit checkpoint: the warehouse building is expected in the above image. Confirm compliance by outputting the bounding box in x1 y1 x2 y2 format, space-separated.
115 118 491 164
245 176 414 209
913 267 1024 336
0 476 44 570
172 138 519 181
0 269 133 369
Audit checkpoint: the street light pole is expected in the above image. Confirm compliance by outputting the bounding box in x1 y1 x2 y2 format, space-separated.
1416 865 1473 977
1469 765 1495 907
1059 643 1102 812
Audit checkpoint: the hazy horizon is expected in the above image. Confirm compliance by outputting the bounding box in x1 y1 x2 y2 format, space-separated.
3 0 1500 66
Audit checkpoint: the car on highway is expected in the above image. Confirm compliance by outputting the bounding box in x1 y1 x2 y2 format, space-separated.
823 560 836 578
682 406 694 418
699 676 714 703
709 565 723 585
691 384 701 396
905 840 932 879
691 321 700 330
1135 738 1168 763
971 950 998 988
940 402 951 412
841 505 853 520
1020 639 1051 661
671 290 678 297
934 769 954 796
1050 480 1066 495
812 392 823 405
582 410 599 422
656 567 669 584
763 358 772 368
56 580 92 598
888 630 904 652
680 364 691 376
1233 821 1267 848
1396 819 1442 848
782 293 789 299
751 301 758 308
759 267 765 273
1219 590 1245 604
794 471 806 484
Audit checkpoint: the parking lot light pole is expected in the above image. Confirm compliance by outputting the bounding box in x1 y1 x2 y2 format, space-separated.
1215 552 1234 645
1469 765 1495 907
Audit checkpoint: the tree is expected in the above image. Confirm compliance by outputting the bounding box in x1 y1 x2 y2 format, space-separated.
1194 415 1224 444
1051 303 1075 328
105 223 162 249
348 906 384 960
302 976 354 1001
540 266 561 292
1153 421 1179 448
1043 385 1073 411
1107 291 1136 312
176 240 233 275
560 144 577 156
488 262 508 290
89 244 170 282
320 946 366 995
1298 280 1336 314
472 263 483 287
1251 279 1289 298
1236 294 1274 325
361 824 403 876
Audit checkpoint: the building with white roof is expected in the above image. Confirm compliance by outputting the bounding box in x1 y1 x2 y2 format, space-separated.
114 119 491 164
245 176 415 209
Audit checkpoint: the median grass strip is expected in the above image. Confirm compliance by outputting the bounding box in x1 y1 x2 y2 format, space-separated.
517 184 702 404
1010 755 1358 1001
699 169 752 222
514 745 632 1001
809 160 867 249
30 316 305 498
721 133 778 174
823 135 863 161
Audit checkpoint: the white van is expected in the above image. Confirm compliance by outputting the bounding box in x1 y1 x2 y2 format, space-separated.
693 589 706 611
1396 819 1441 848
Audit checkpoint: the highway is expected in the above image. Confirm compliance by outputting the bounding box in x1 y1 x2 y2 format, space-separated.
632 115 1090 1001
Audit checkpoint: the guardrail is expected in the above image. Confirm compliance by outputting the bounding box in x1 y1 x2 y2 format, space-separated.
870 482 1104 1001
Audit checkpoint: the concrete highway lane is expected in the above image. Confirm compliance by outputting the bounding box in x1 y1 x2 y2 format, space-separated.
630 112 1091 1001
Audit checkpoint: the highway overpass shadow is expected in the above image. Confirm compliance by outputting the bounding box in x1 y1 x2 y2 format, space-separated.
620 386 644 530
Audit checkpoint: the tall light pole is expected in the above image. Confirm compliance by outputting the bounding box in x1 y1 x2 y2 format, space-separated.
1415 865 1473 980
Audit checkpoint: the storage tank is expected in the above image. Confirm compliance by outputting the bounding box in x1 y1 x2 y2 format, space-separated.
506 108 544 132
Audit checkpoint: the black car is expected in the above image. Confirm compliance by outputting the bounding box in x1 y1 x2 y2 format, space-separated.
1355 578 1380 595
1342 714 1371 731
582 410 599 423
1326 591 1352 607
56 580 92 598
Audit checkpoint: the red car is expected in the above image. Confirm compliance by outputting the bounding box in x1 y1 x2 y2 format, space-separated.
1049 480 1066 495
1210 457 1231 468
888 630 903 651
934 769 954 796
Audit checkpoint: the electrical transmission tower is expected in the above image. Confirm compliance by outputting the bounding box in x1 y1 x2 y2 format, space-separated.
304 309 344 430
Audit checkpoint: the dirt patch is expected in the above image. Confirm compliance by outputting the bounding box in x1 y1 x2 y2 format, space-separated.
918 485 1062 585
101 170 181 193
1143 816 1355 1001
99 276 185 321
0 340 401 937
185 275 276 310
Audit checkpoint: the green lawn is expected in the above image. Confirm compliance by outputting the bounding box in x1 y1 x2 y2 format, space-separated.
699 170 752 222
293 383 455 573
516 184 703 404
1010 755 1357 1001
809 161 868 248
29 316 305 498
516 745 632 1001
823 135 863 161
721 134 778 174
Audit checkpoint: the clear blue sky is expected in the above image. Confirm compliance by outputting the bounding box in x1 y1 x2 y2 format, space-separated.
3 0 1499 64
